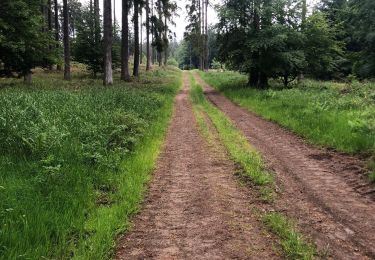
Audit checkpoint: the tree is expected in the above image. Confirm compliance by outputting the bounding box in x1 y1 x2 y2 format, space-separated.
303 12 343 79
54 0 62 70
0 0 56 82
63 0 71 80
133 0 140 76
140 8 143 64
204 0 208 71
146 0 151 70
154 0 163 66
348 0 375 78
121 0 131 81
304 12 342 79
103 0 113 85
73 2 102 76
216 0 308 88
161 0 178 66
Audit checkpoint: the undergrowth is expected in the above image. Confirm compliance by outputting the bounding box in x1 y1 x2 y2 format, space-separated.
0 67 181 259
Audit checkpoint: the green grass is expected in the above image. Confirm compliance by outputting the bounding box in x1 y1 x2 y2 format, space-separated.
199 71 375 154
189 73 274 200
368 160 375 183
0 67 181 259
263 213 316 260
199 70 375 181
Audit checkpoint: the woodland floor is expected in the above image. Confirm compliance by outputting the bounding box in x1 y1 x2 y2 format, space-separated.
116 71 375 259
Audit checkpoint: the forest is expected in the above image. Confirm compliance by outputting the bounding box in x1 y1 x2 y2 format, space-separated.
0 0 374 259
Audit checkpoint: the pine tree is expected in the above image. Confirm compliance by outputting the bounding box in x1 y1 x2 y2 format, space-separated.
54 0 62 70
121 0 131 81
133 0 140 76
63 0 71 80
103 0 113 85
146 0 151 70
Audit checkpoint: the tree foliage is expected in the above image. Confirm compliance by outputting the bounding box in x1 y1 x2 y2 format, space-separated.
73 3 103 76
0 0 56 80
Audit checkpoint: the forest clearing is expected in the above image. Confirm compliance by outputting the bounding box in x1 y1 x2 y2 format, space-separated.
1 0 375 259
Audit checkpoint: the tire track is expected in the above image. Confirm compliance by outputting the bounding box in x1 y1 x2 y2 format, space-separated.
116 72 280 260
194 72 375 259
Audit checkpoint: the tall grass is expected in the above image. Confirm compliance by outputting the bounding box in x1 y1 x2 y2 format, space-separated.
0 67 181 259
199 71 375 155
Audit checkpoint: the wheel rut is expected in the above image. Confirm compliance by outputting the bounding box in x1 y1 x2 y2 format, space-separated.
116 72 279 259
194 72 375 259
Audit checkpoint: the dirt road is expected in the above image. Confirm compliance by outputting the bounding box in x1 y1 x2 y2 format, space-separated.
194 73 375 259
116 72 279 259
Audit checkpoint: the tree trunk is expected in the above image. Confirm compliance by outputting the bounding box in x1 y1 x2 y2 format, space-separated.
248 0 261 87
133 1 140 76
259 72 268 88
121 0 131 81
164 15 167 66
63 0 71 80
54 0 61 70
204 0 209 71
202 0 205 70
302 0 307 23
198 0 202 70
146 0 151 70
113 0 116 31
140 9 143 64
47 0 53 70
299 0 307 82
157 0 162 67
283 73 289 87
103 0 113 85
249 68 259 87
94 0 100 44
24 71 32 84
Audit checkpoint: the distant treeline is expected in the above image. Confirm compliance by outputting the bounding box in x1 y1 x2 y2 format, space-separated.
0 0 178 84
179 0 375 87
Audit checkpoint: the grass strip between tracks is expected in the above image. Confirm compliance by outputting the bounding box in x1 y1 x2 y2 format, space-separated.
189 72 317 259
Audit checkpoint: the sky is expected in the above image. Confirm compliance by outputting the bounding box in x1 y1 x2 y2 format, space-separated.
82 0 319 41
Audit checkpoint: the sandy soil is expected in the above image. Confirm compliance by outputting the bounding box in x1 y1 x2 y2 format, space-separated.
194 72 375 259
116 72 280 259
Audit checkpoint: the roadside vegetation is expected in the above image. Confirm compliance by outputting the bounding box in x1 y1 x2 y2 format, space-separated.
199 71 375 179
190 73 317 258
0 67 181 259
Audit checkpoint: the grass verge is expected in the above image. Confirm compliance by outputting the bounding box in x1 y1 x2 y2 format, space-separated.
0 67 181 259
190 73 317 259
199 71 375 181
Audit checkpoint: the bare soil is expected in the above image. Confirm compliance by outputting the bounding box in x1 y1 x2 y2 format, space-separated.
116 72 280 259
194 73 375 259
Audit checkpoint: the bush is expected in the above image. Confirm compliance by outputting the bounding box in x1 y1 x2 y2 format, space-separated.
167 58 179 67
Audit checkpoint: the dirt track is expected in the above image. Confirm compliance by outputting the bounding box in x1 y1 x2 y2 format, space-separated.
194 73 375 259
116 72 279 259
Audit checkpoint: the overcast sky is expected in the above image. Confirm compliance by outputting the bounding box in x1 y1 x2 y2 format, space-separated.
82 0 319 41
